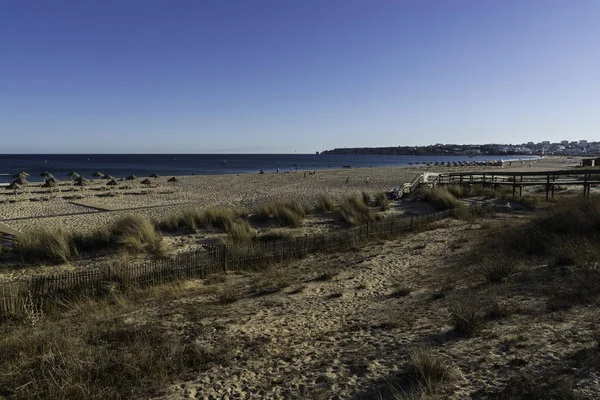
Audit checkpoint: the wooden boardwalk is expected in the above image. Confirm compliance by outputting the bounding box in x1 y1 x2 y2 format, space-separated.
435 169 600 200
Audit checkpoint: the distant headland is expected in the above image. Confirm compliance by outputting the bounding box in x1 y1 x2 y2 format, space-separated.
321 140 599 156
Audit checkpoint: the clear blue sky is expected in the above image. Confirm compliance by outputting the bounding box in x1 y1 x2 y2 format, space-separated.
1 0 599 153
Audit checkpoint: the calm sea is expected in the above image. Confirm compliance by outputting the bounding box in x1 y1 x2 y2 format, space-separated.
0 154 539 182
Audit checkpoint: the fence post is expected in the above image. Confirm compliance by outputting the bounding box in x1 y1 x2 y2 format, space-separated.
223 245 228 272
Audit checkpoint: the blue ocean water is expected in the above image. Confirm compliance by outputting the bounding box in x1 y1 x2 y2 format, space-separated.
0 154 538 182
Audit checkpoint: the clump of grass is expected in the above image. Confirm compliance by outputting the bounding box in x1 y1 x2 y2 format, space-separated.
481 257 516 284
111 215 164 255
315 194 335 213
17 227 76 264
199 208 245 231
362 192 372 206
315 268 337 281
255 201 309 227
288 284 306 294
484 300 512 320
420 187 461 210
519 194 539 209
446 184 465 198
257 228 293 242
390 277 411 297
251 270 291 296
374 192 390 211
226 220 256 243
204 274 226 285
339 195 374 225
449 299 482 337
450 205 486 221
215 286 241 304
408 347 459 389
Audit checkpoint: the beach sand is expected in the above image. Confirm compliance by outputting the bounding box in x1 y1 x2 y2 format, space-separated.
0 156 583 234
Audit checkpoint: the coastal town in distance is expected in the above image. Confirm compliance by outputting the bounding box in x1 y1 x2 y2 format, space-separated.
322 139 599 156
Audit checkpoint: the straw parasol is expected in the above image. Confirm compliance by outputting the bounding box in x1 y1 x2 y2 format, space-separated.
125 174 137 180
103 174 115 180
167 177 179 183
39 171 51 177
47 177 60 184
149 173 160 178
6 182 20 199
68 172 80 181
140 178 152 185
106 179 118 186
13 172 28 180
12 177 27 185
92 171 104 178
41 180 58 195
73 177 89 193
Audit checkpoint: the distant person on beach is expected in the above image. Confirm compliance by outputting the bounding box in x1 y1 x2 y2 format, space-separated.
346 177 350 183
366 176 370 184
277 168 280 173
304 172 306 178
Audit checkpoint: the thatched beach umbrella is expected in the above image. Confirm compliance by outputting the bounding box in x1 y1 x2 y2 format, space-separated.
167 177 179 183
106 179 118 186
12 177 27 185
13 172 28 180
125 174 137 181
149 173 160 179
92 171 104 178
47 177 60 184
6 182 20 199
41 180 59 196
103 174 115 180
73 177 89 193
68 172 80 181
140 178 152 185
39 171 51 177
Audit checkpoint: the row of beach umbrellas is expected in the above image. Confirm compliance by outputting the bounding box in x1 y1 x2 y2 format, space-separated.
5 172 180 194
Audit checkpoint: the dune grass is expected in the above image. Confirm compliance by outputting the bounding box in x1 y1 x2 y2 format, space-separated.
315 194 335 213
420 187 462 210
339 195 375 225
17 227 76 264
255 201 310 228
374 192 390 211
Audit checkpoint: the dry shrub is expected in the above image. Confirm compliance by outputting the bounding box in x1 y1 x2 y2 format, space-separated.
481 256 516 284
446 184 465 198
0 315 228 400
315 194 335 213
450 205 486 221
420 187 461 210
487 196 600 260
199 208 244 231
339 195 374 225
374 192 390 211
408 347 459 390
215 286 241 304
255 201 309 227
17 227 76 264
257 229 293 242
449 299 482 337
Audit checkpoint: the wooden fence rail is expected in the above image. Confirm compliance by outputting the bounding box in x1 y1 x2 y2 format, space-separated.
0 209 450 317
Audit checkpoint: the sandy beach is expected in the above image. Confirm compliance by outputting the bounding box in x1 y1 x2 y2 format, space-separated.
0 156 583 235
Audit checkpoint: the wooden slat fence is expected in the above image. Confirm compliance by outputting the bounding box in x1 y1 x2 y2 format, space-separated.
0 209 450 317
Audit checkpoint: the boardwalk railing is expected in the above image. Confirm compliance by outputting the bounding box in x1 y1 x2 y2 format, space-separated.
0 209 450 317
437 169 600 200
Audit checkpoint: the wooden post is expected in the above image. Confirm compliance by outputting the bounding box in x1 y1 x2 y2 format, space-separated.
520 175 523 197
512 175 516 199
223 245 228 272
545 174 550 202
551 174 556 199
584 173 588 197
